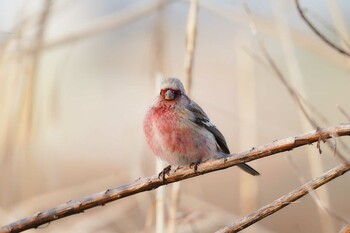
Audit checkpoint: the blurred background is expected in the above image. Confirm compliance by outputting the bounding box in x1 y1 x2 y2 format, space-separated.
0 0 349 232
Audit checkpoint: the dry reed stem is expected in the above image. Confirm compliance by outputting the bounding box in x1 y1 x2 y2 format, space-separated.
1 123 350 233
183 0 198 92
168 1 198 232
154 77 166 233
150 2 168 232
235 36 259 225
216 162 350 233
14 0 52 148
151 3 167 231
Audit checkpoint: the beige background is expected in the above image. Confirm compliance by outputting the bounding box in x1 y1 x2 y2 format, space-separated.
0 0 349 232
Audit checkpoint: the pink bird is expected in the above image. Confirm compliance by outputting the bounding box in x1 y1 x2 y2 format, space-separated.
143 77 259 177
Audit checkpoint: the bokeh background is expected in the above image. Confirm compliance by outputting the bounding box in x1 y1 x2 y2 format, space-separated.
0 0 349 232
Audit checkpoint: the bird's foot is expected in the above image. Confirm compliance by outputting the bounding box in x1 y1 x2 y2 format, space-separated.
189 160 201 173
174 165 181 173
158 165 172 182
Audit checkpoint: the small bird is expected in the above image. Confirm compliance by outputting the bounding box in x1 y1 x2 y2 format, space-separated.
143 77 259 177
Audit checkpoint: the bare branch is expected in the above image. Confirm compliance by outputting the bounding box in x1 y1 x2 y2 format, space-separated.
255 33 350 163
1 123 350 233
216 162 350 233
263 44 349 163
339 224 350 233
287 156 349 225
295 0 350 57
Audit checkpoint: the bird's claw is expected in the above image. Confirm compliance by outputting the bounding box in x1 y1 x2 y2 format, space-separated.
158 165 171 182
189 160 201 173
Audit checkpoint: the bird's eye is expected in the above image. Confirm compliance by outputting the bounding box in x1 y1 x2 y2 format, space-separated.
173 90 181 97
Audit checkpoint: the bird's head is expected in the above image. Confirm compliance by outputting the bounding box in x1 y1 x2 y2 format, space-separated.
159 78 186 101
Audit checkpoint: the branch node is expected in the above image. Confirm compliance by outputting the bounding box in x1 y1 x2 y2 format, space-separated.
105 189 111 195
35 212 42 217
317 137 323 154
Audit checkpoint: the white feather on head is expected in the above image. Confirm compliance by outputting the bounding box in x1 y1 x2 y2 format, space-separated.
160 77 186 94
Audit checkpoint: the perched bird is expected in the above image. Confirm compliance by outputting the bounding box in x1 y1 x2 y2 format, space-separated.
143 77 259 176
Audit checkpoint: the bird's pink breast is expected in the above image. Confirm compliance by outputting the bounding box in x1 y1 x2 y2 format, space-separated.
144 104 212 165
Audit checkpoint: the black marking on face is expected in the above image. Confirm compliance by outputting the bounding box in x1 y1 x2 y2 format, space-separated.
160 88 182 101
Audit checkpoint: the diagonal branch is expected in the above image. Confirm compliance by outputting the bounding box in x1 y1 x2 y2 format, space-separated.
295 0 350 57
216 162 350 233
1 123 350 233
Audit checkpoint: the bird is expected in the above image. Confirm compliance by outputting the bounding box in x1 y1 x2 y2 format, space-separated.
143 77 259 177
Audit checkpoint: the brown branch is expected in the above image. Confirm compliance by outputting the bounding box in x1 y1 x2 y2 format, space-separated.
243 5 350 231
287 156 349 225
258 38 349 163
295 0 350 57
1 123 350 233
339 224 350 233
259 39 350 166
216 162 350 233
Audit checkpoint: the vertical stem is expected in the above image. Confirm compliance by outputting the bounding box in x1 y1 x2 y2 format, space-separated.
151 1 167 232
19 0 52 143
236 35 258 233
155 75 166 233
183 0 198 92
168 1 198 232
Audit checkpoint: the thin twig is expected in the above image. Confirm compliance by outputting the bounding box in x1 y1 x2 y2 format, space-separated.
306 8 350 50
295 0 350 57
246 0 349 161
1 123 350 233
216 162 350 233
244 4 349 232
337 105 350 122
198 0 347 67
287 156 349 225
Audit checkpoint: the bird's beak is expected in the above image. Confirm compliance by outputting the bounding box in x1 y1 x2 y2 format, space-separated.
164 89 175 100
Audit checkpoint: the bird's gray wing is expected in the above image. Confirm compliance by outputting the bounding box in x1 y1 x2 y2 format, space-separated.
186 99 230 154
186 98 260 176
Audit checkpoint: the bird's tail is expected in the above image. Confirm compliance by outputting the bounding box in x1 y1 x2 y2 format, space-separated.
238 163 260 176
